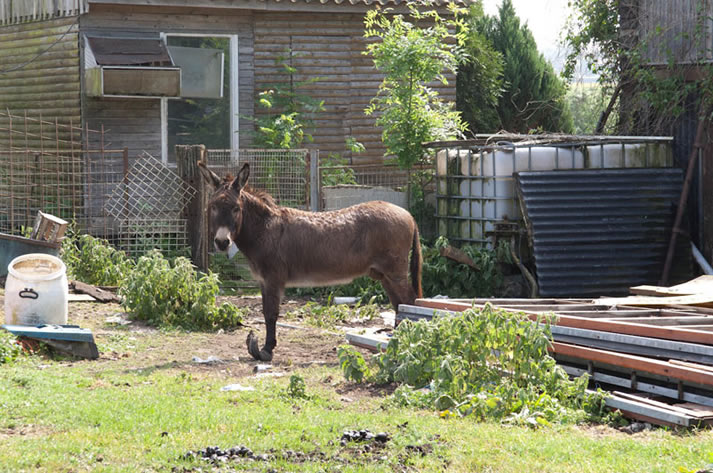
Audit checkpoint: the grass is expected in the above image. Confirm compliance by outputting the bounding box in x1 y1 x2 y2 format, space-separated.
1 293 713 472
1 358 713 472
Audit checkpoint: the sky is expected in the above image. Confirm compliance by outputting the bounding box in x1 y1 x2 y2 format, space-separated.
481 0 575 75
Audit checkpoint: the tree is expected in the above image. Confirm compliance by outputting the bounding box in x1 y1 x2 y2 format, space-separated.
364 4 468 169
456 2 504 135
563 0 713 135
477 0 573 133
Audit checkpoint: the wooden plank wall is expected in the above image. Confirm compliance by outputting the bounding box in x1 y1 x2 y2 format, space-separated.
254 11 456 166
82 6 456 166
0 0 87 25
0 15 81 149
639 0 712 64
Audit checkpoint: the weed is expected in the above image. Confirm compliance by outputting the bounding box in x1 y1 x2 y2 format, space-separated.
337 345 372 383
0 331 22 364
285 374 310 400
61 228 133 286
120 250 245 331
372 305 607 425
285 297 381 328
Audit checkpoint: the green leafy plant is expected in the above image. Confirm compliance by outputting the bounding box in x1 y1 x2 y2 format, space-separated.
285 297 381 329
247 49 325 149
61 229 133 287
421 236 504 298
0 330 22 364
374 305 608 425
337 345 372 383
120 250 245 330
320 138 365 187
285 374 310 400
364 3 468 169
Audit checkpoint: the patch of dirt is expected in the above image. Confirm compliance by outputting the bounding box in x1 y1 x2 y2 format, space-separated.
0 289 390 403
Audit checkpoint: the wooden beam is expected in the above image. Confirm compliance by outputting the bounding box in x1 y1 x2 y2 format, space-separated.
416 299 713 346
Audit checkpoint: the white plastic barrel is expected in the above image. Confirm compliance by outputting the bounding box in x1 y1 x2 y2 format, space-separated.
4 253 68 325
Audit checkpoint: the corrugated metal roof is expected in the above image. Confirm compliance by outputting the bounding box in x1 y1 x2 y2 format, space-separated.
516 168 692 298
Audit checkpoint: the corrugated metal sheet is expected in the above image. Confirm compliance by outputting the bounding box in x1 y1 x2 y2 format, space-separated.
516 168 692 297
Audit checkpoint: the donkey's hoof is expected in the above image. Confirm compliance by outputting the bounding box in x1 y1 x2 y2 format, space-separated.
258 349 273 362
246 331 261 361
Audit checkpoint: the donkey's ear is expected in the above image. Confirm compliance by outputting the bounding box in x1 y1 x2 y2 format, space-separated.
231 162 250 192
197 161 222 190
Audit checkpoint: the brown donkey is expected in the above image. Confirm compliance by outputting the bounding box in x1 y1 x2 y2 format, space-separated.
198 162 422 361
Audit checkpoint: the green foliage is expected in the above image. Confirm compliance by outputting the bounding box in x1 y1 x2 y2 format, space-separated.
61 230 133 287
287 276 388 305
408 168 437 239
364 4 468 168
285 297 381 329
421 236 504 298
0 330 22 364
566 83 616 134
247 49 325 149
120 250 245 331
337 345 372 383
320 138 365 187
456 2 505 134
285 374 310 400
375 305 608 424
477 0 572 133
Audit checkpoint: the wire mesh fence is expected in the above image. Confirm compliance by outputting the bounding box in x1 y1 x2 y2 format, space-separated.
0 112 193 259
206 149 311 209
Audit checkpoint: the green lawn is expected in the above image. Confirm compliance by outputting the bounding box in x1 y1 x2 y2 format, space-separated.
1 296 712 472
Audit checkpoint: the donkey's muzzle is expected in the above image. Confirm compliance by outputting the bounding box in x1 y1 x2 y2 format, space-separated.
214 237 230 252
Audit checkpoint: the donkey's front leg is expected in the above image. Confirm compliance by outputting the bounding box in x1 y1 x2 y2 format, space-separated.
247 282 282 361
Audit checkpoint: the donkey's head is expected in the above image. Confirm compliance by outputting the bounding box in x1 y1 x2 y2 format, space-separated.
198 161 250 254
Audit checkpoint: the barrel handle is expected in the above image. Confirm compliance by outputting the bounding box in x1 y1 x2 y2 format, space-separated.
19 288 39 299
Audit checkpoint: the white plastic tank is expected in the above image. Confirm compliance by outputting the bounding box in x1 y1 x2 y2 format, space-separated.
436 140 674 245
4 253 68 325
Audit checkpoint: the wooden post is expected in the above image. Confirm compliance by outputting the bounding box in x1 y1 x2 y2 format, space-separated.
177 144 208 271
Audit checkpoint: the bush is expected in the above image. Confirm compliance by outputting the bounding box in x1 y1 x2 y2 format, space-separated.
120 250 244 330
62 231 133 287
363 305 607 425
0 330 22 364
421 237 505 298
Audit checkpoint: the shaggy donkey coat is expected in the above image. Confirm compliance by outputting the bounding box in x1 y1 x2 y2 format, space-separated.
199 162 422 361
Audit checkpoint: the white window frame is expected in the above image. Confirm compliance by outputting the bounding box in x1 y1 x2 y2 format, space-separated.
160 33 239 164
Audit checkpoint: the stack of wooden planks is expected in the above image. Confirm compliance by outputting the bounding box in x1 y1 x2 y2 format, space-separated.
347 276 713 427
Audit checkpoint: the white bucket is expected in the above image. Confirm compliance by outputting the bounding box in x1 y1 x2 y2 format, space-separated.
4 253 68 326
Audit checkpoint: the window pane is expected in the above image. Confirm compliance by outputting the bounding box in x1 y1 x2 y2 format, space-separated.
167 36 230 163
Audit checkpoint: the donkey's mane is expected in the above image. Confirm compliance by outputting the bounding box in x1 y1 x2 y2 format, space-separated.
220 174 277 208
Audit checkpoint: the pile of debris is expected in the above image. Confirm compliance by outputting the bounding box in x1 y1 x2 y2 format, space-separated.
348 276 713 428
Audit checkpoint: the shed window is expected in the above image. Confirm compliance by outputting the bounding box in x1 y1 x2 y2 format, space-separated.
163 35 238 164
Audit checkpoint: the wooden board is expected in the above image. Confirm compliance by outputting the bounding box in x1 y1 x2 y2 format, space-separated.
594 293 713 308
630 276 713 297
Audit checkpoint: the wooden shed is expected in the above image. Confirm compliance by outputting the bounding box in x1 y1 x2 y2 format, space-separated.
0 0 459 166
621 0 713 270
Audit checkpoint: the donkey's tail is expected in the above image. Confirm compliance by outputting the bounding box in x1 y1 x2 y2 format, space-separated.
410 226 423 300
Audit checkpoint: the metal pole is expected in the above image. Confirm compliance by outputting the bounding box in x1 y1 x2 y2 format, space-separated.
310 149 319 211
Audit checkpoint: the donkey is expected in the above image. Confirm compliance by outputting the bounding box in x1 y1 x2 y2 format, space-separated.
198 161 422 361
